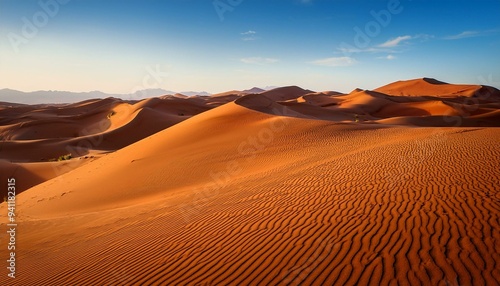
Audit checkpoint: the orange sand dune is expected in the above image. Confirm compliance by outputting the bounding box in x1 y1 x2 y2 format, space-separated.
375 77 500 100
0 79 499 285
296 92 343 106
211 90 245 97
375 100 462 117
260 86 313 101
211 87 265 98
336 89 396 114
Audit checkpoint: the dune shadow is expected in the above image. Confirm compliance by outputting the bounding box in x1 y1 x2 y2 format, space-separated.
0 161 46 197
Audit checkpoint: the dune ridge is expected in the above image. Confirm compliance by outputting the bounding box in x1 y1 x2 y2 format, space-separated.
375 78 500 100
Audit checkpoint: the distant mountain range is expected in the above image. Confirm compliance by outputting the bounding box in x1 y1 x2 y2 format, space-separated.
0 88 216 105
0 86 285 105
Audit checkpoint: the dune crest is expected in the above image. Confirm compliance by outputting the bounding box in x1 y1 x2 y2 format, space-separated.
375 78 500 99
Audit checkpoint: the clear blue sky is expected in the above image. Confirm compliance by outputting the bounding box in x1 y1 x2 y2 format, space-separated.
1 0 499 94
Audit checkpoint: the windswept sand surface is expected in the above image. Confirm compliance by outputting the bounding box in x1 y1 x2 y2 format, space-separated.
1 79 499 285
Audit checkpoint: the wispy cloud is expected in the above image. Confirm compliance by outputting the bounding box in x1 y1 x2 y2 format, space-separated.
377 54 396 60
414 34 435 41
241 30 258 41
338 47 389 54
378 35 412 48
338 34 433 56
240 57 278 65
309 57 357 67
335 34 424 63
444 30 484 40
335 33 434 65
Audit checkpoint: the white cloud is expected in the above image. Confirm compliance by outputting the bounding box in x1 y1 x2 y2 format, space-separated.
309 57 357 67
444 29 498 40
241 30 256 35
444 31 480 40
377 55 396 60
338 34 420 55
241 30 257 41
240 57 278 65
414 34 435 41
340 34 434 54
338 47 387 54
378 35 412 48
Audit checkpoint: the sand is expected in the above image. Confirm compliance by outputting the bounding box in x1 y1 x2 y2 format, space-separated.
0 78 499 285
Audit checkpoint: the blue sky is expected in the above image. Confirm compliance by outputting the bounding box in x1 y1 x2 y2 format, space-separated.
1 0 499 94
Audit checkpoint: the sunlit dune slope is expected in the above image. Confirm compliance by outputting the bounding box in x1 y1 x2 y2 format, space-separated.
375 77 500 100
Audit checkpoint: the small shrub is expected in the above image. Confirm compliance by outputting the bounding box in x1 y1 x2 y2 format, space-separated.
107 111 116 119
57 154 72 161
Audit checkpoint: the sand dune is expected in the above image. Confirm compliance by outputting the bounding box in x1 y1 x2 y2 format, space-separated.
260 86 313 102
210 87 264 99
0 79 499 285
375 78 500 100
375 101 462 117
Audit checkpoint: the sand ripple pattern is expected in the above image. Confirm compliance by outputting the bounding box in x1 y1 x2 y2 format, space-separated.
2 125 498 286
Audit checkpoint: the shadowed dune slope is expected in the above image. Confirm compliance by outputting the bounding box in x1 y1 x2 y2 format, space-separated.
0 159 97 194
260 86 314 101
1 98 499 285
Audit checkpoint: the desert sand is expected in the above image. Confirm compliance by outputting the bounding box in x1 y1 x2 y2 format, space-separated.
0 78 499 285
